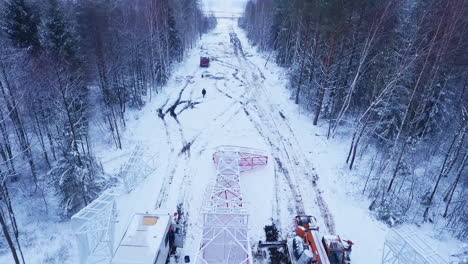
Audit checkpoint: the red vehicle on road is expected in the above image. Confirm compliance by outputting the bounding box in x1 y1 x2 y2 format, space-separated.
200 56 210 67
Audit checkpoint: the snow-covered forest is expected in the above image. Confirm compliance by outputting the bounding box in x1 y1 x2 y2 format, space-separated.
240 0 467 238
0 0 215 262
0 0 466 263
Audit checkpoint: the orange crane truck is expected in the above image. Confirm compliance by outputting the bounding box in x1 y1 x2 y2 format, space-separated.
288 215 352 264
255 215 352 264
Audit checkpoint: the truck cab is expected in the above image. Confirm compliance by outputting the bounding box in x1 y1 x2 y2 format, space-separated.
321 235 351 264
200 57 210 67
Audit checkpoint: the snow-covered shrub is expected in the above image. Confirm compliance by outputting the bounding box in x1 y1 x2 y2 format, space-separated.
371 199 407 227
450 244 468 264
48 153 106 218
0 237 8 256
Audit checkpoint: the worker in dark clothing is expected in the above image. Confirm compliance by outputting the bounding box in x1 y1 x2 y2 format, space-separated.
168 228 176 255
346 240 354 251
202 88 206 98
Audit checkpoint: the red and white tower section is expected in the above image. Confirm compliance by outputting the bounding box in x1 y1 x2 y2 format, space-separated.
196 146 268 264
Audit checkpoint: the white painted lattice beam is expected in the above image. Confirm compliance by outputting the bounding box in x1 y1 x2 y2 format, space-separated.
72 143 155 264
196 146 267 264
119 143 156 193
382 226 447 264
72 188 119 264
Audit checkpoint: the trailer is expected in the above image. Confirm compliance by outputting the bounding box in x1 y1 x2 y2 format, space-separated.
111 213 174 264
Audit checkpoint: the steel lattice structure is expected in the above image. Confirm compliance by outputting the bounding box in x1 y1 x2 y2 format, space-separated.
71 188 119 264
382 226 447 264
71 144 155 264
120 144 155 193
196 146 268 264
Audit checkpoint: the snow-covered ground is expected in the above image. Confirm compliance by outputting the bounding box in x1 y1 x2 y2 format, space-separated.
103 18 458 263
1 18 460 264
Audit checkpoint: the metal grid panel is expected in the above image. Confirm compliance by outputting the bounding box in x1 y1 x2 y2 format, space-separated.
213 145 268 172
119 144 155 192
71 188 119 264
71 144 154 264
382 226 447 264
196 146 267 264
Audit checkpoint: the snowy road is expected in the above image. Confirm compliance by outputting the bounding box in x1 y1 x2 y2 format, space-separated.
0 14 458 264
106 18 390 263
123 19 340 260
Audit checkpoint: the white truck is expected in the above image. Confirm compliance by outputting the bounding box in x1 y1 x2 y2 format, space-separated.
111 212 183 264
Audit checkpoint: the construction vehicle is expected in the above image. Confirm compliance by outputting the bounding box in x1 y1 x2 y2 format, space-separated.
256 216 352 264
200 56 210 67
111 211 185 264
290 215 352 264
322 235 352 264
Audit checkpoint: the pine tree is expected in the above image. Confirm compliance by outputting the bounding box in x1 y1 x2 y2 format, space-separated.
2 0 41 51
43 0 79 63
45 63 98 217
271 0 293 65
167 7 182 62
49 152 105 217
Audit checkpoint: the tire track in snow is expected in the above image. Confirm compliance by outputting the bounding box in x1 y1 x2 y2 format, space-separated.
243 57 336 234
225 31 300 229
171 36 254 210
231 31 336 234
207 37 296 229
154 66 250 211
155 71 201 209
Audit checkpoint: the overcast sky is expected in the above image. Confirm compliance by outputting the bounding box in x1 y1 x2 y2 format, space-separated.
201 0 248 13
